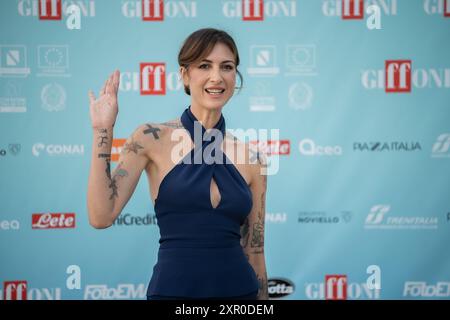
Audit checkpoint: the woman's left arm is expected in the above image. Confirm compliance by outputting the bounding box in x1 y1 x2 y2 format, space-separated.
241 150 269 300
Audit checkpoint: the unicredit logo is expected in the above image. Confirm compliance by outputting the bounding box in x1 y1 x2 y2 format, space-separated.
32 213 76 229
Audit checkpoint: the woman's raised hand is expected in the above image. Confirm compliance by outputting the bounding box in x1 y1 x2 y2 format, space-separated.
88 70 120 129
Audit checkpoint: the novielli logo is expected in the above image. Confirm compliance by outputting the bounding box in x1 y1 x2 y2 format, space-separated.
31 213 76 229
140 63 166 95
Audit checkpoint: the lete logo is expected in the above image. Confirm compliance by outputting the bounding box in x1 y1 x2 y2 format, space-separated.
32 213 76 229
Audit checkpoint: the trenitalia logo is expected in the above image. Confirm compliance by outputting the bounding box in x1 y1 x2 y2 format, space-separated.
322 0 398 18
2 281 62 300
17 0 96 18
121 0 197 20
361 60 450 92
222 0 297 20
431 133 450 158
32 213 76 229
364 205 438 230
423 0 450 17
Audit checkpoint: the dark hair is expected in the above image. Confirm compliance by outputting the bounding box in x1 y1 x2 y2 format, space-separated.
178 28 243 95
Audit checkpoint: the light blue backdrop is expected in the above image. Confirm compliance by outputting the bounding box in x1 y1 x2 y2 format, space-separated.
1 0 449 300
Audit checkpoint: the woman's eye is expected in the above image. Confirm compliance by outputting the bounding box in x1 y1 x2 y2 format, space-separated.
223 65 234 70
199 64 209 69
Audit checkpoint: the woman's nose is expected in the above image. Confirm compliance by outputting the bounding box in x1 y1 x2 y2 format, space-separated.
209 66 224 82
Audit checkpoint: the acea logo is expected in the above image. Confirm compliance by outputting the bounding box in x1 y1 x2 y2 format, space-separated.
32 143 84 156
268 278 295 299
299 139 343 156
364 205 438 230
431 133 450 158
0 219 20 230
121 0 197 20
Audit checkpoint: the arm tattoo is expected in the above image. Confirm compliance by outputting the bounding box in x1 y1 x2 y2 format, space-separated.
160 120 183 129
97 128 109 147
98 153 111 180
257 274 269 300
143 124 161 139
240 217 250 248
123 138 144 154
108 161 128 200
250 221 264 249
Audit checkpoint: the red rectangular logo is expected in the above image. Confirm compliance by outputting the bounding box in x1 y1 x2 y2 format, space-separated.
112 138 126 162
342 0 364 19
39 0 62 20
3 281 28 300
242 0 264 21
325 275 347 300
250 140 290 155
385 60 412 93
142 0 164 21
140 63 166 95
32 213 76 229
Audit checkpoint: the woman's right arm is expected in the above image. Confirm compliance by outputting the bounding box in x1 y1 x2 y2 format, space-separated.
86 70 151 229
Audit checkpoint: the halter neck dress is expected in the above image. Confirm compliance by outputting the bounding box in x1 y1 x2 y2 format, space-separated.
146 106 259 300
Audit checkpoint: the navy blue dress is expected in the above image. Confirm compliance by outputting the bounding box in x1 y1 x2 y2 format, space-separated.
146 106 259 300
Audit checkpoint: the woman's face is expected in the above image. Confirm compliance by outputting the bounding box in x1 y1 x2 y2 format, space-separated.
181 42 237 111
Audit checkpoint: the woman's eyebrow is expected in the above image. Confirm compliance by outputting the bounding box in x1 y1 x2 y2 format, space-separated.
200 59 235 64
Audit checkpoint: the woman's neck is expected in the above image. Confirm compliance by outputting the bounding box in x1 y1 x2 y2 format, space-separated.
189 103 223 130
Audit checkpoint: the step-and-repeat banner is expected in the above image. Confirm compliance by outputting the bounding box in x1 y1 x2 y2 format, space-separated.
1 0 449 300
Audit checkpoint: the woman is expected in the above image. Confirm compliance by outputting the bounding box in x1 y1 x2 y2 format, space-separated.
87 28 268 300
